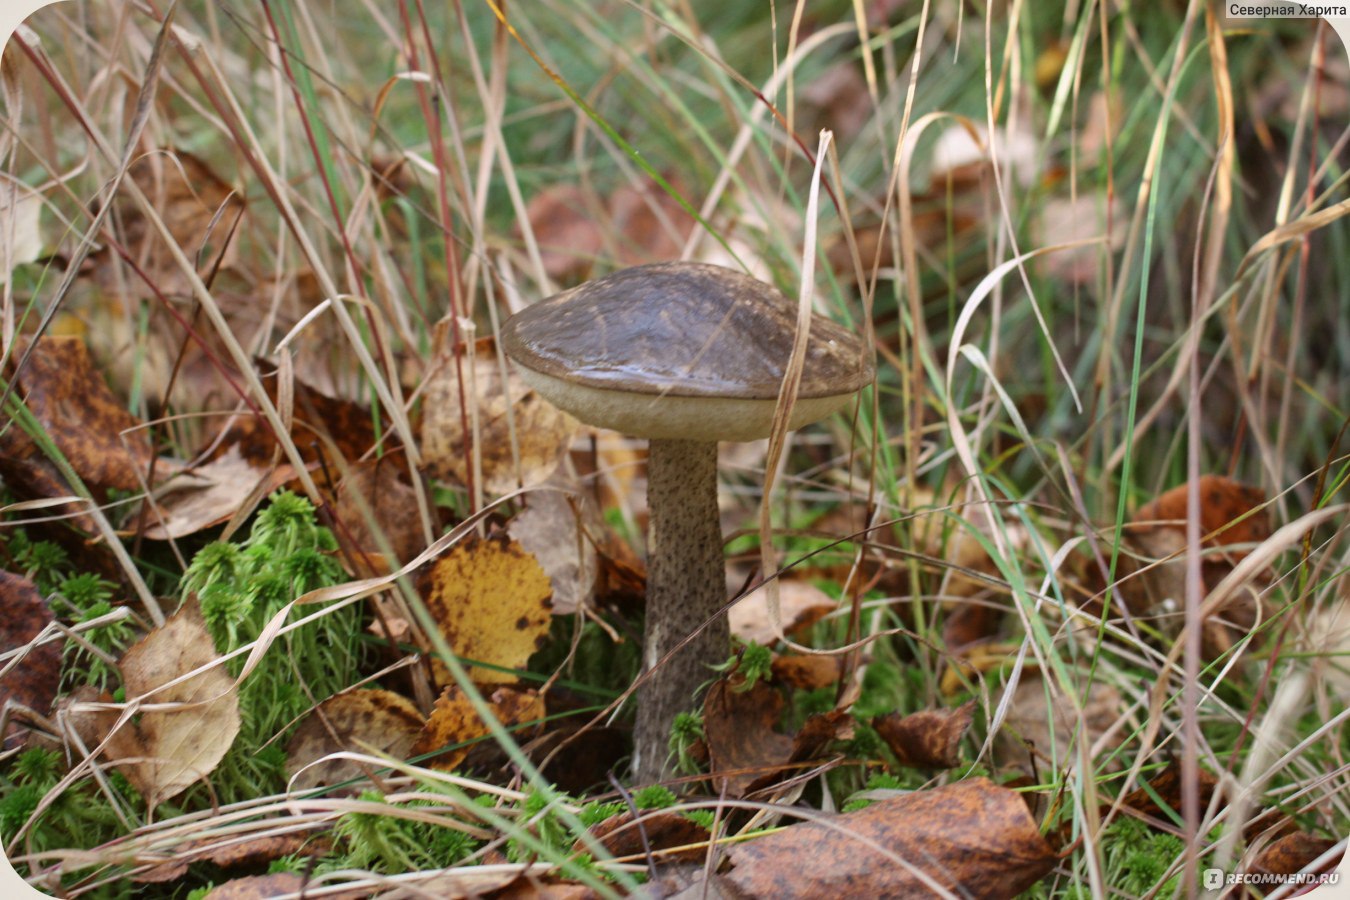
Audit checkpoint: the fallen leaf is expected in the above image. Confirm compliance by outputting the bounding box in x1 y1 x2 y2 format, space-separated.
421 334 578 496
103 603 240 807
723 777 1056 898
0 571 62 748
608 176 697 267
410 684 545 771
729 581 837 647
284 689 425 793
873 700 976 770
0 182 43 284
998 673 1124 771
580 809 709 862
99 151 243 300
1103 475 1272 657
1116 760 1218 826
135 831 330 883
507 491 599 616
208 363 387 474
2 335 154 497
487 875 602 899
930 121 1039 190
203 873 306 900
521 185 606 282
331 454 425 574
418 531 553 685
703 676 793 797
139 444 295 540
1250 831 1340 881
770 654 843 691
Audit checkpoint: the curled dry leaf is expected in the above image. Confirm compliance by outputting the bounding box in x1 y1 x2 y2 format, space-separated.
0 571 62 749
284 688 425 793
103 603 240 807
729 580 837 647
332 455 425 575
202 873 306 900
419 531 553 685
0 336 155 530
410 683 545 772
873 699 976 770
421 334 578 496
140 444 295 540
723 777 1056 898
507 490 599 616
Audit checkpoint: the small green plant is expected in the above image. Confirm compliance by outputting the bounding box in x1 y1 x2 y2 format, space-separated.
178 491 360 803
50 573 132 690
668 711 706 776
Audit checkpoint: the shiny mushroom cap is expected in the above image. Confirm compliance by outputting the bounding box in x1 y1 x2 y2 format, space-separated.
500 262 873 442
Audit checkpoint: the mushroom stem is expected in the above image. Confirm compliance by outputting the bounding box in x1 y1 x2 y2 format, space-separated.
634 437 729 783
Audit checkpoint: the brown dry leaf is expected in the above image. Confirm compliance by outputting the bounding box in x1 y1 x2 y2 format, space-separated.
942 599 1005 652
1108 475 1271 656
580 810 710 862
723 778 1056 898
284 689 425 792
135 831 329 883
0 571 62 749
203 874 306 900
533 725 629 795
207 364 386 474
1 336 153 502
139 444 295 540
103 603 240 807
1116 759 1219 825
100 151 243 300
998 673 1124 770
487 875 602 900
421 334 578 496
874 700 976 770
521 185 606 282
507 491 599 616
332 455 424 575
418 531 553 685
770 654 843 691
410 684 545 771
609 176 697 267
729 580 837 647
703 676 794 797
1250 831 1341 881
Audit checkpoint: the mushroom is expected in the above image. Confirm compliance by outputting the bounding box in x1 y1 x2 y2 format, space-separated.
501 261 872 782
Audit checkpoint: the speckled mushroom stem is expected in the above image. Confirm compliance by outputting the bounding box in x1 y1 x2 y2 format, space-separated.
634 437 730 784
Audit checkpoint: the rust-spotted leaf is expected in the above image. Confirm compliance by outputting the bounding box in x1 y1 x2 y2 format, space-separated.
724 778 1056 898
284 689 425 792
419 531 553 684
410 684 545 771
103 603 240 807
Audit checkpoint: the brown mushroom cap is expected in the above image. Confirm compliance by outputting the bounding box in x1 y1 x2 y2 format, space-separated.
501 262 873 441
